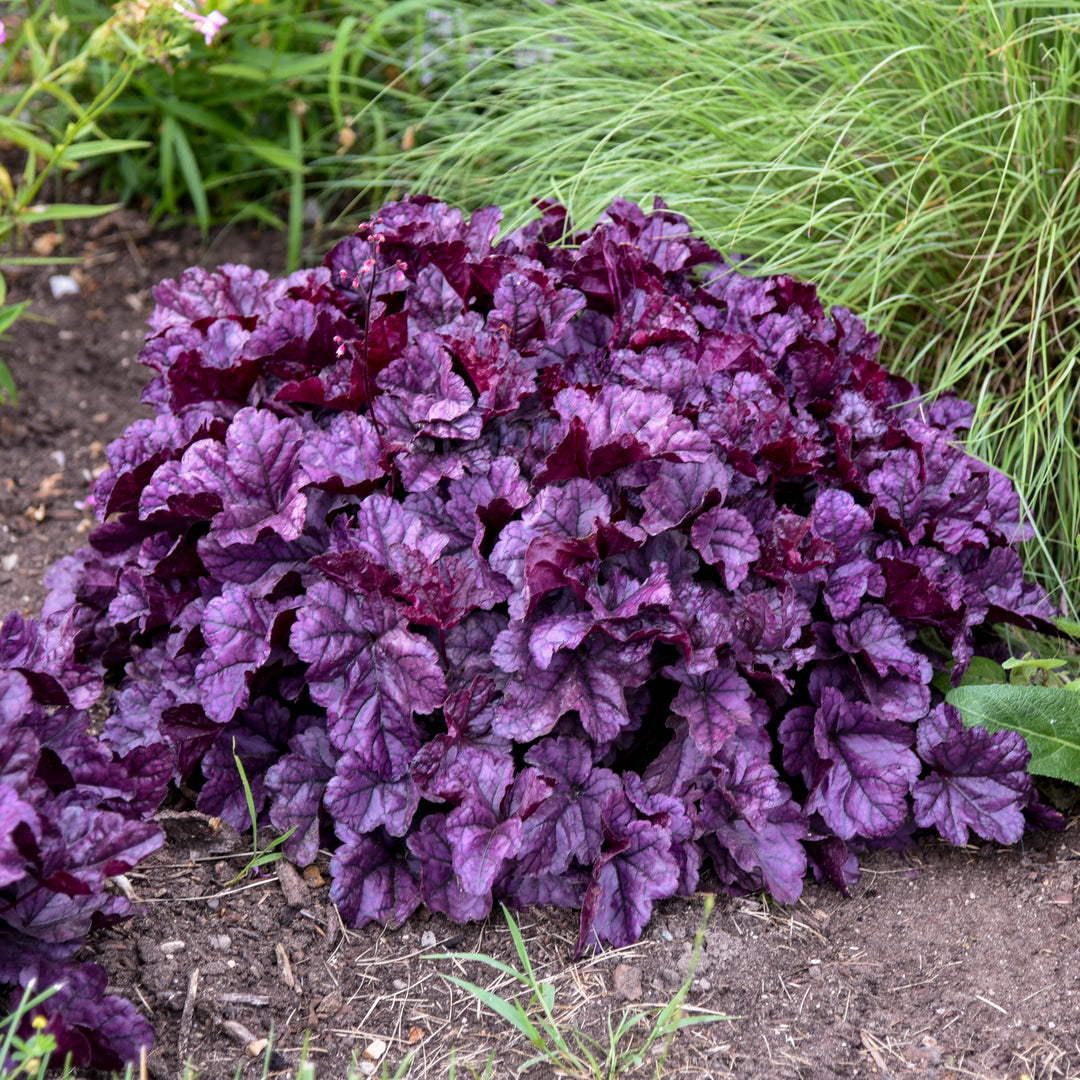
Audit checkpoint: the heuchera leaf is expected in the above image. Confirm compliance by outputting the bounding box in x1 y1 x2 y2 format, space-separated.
666 658 755 758
690 507 760 589
12 961 154 1072
324 752 419 837
189 407 309 545
329 827 421 929
515 737 622 876
1 616 166 1068
494 631 651 744
265 719 338 865
780 687 919 839
911 704 1031 845
26 193 1059 979
195 588 295 724
577 816 679 953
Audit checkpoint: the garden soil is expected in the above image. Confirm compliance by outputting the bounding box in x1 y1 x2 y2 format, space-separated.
3 217 1080 1080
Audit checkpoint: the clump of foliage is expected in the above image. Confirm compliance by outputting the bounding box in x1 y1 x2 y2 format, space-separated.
50 0 425 262
0 0 230 403
0 613 165 1071
349 0 1080 604
43 196 1058 954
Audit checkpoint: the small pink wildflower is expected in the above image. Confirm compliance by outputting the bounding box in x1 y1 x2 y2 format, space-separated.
0 21 7 46
174 0 227 45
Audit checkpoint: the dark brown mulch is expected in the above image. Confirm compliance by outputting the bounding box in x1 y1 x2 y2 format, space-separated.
3 216 1079 1080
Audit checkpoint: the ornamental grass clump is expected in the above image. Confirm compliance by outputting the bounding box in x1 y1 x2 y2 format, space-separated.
40 197 1060 955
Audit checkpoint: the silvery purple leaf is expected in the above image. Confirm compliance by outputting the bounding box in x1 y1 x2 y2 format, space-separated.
702 798 807 905
7 960 154 1071
406 814 494 921
912 704 1031 846
324 752 419 837
495 635 650 744
0 670 33 731
666 658 755 758
410 721 513 808
329 827 421 929
799 687 919 840
0 785 37 888
639 457 731 534
834 605 932 685
446 801 523 897
148 263 287 331
298 412 385 492
536 385 711 485
196 407 309 545
0 613 101 710
376 333 480 439
576 818 679 953
514 737 621 876
195 586 295 724
690 506 759 589
265 719 337 865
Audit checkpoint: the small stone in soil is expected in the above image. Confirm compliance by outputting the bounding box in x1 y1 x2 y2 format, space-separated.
421 931 437 949
48 275 80 299
613 962 642 1001
276 860 312 908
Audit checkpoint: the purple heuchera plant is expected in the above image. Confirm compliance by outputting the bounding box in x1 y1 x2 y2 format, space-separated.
0 613 164 1069
42 195 1058 955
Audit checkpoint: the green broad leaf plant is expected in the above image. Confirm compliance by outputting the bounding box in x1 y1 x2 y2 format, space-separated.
225 738 296 887
0 0 230 404
947 619 1080 787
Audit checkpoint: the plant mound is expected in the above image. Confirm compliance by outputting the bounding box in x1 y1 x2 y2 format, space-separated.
39 197 1059 957
0 614 164 1069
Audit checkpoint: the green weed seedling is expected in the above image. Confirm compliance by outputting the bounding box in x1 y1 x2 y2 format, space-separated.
447 1048 497 1080
432 895 735 1079
224 740 296 886
946 617 1080 789
0 981 63 1080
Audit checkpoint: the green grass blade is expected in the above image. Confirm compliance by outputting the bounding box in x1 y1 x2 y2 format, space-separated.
286 109 305 273
440 975 545 1048
499 904 536 982
0 118 57 160
61 138 152 160
427 951 528 984
0 301 31 336
168 120 211 235
16 202 121 224
329 15 361 131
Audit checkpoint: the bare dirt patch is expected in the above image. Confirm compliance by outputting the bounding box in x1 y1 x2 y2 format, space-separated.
3 221 1079 1080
